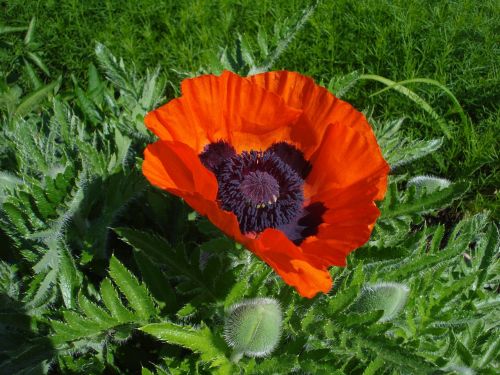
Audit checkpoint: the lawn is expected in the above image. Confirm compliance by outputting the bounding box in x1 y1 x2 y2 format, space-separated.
0 0 498 373
2 0 498 218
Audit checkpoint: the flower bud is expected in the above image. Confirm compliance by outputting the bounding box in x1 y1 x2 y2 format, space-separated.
350 282 409 322
224 297 282 362
408 175 451 194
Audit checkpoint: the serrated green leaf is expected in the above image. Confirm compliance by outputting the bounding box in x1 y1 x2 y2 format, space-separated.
475 296 500 314
133 250 176 312
100 278 135 323
2 201 31 235
140 322 229 365
455 340 473 366
62 310 108 335
390 139 444 170
339 310 384 328
356 335 437 373
140 66 163 109
256 28 268 57
52 98 71 140
224 278 248 309
95 42 136 96
429 224 445 253
362 357 384 375
479 333 500 367
59 246 80 309
239 35 255 68
328 71 361 98
14 81 57 118
0 172 22 205
382 182 468 219
30 184 53 219
0 171 23 189
476 224 499 289
0 261 19 299
328 286 360 315
87 62 104 103
114 228 216 300
75 84 102 125
78 293 116 327
50 320 87 345
328 267 364 314
384 244 464 281
26 268 57 309
109 128 131 172
109 256 156 320
430 274 476 316
250 2 318 74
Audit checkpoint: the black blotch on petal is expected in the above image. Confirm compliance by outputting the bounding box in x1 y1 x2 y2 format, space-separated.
278 202 327 245
199 141 236 173
268 142 312 179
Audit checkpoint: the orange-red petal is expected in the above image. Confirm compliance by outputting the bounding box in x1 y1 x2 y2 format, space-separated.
247 71 378 158
249 229 332 298
305 122 389 202
143 140 218 198
301 181 382 268
145 71 303 154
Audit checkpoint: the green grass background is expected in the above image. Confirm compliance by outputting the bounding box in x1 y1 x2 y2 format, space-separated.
1 0 498 219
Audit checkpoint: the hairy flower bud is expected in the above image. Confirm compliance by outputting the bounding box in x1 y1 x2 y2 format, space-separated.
350 282 409 322
408 175 451 194
224 297 282 362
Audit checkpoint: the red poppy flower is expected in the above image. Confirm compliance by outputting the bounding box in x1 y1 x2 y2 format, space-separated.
142 70 389 298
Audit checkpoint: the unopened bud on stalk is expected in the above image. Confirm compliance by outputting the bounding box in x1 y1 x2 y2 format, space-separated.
224 297 282 363
350 282 410 322
408 175 451 194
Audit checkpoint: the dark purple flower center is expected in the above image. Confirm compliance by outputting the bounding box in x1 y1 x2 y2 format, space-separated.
199 141 325 244
239 171 280 206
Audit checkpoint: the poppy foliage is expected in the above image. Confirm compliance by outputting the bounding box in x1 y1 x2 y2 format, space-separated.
143 70 389 298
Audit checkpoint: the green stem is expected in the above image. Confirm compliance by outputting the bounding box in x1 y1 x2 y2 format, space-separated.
230 349 244 364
